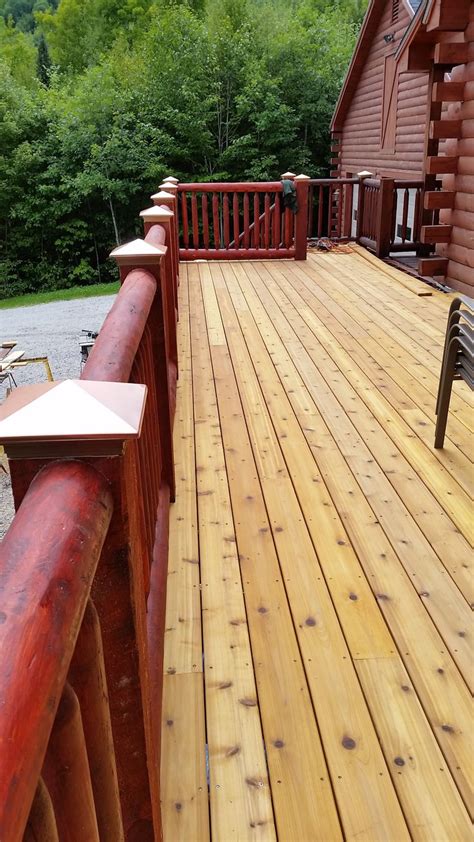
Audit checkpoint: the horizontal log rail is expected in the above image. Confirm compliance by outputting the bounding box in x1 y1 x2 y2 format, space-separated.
177 177 310 260
0 180 181 842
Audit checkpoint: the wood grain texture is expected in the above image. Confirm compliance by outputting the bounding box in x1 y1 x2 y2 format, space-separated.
162 251 472 839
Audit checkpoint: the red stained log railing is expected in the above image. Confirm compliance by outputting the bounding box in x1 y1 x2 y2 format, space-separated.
0 462 113 841
307 178 358 241
0 188 180 842
177 181 309 260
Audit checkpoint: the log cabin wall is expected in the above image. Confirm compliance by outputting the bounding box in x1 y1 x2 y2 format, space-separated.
336 1 429 179
437 3 474 295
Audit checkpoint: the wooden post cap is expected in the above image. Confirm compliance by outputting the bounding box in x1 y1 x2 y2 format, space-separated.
163 176 179 184
158 182 177 193
150 190 175 204
294 174 311 181
281 171 296 179
139 206 173 221
110 238 167 266
357 170 373 179
0 380 147 457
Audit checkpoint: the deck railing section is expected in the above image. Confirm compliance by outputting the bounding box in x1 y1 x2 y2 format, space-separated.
390 179 424 252
0 186 180 842
176 178 310 260
307 178 358 241
356 175 424 257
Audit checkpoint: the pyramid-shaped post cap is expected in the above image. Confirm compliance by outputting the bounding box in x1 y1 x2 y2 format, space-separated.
163 176 179 184
151 190 175 203
159 182 177 192
281 171 296 179
294 173 311 181
110 238 166 265
0 380 147 457
357 170 373 178
140 205 173 221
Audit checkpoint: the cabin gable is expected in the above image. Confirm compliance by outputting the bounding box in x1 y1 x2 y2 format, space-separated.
334 0 429 178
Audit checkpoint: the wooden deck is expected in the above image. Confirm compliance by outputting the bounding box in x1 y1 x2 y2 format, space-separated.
160 248 473 841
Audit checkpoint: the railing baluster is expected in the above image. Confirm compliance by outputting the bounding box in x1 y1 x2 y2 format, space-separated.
42 683 100 842
243 193 250 249
327 185 333 237
264 193 271 249
223 193 230 248
69 601 124 842
191 193 199 249
336 189 343 239
23 779 59 842
180 193 189 250
273 193 281 249
233 192 240 248
212 193 220 249
254 193 260 248
318 185 324 237
402 188 409 242
202 194 210 249
307 184 314 238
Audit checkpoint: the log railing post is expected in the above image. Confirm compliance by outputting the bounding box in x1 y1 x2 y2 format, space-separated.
375 177 395 257
294 173 310 260
140 204 179 321
152 186 179 282
110 238 175 500
355 170 372 242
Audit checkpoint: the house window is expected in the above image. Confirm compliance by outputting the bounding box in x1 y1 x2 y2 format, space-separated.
392 0 399 23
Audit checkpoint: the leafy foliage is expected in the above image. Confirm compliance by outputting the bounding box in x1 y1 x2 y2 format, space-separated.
0 0 366 298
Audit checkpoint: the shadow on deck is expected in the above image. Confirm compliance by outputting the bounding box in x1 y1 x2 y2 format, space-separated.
162 248 472 840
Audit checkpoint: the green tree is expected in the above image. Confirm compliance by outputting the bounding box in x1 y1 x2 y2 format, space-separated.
36 31 51 83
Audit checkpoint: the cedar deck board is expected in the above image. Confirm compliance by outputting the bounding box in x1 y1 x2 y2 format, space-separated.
161 253 473 840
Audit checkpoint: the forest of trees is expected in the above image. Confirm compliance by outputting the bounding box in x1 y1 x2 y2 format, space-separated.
0 0 367 297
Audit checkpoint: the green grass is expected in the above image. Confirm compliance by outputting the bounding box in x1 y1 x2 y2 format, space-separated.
0 281 120 310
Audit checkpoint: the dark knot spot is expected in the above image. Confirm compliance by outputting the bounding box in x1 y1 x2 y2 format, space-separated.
226 745 241 757
246 777 263 789
230 619 243 626
275 526 283 533
441 724 455 733
246 495 254 501
394 757 405 767
437 668 444 675
166 719 173 727
239 697 257 707
342 736 356 750
305 616 317 627
167 667 176 675
219 681 232 690
349 593 358 601
401 685 410 693
273 739 285 749
419 591 430 598
376 593 389 601
258 606 268 614
175 802 182 812
458 630 466 638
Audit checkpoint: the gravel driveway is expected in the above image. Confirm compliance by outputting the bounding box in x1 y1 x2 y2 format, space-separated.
0 293 116 538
